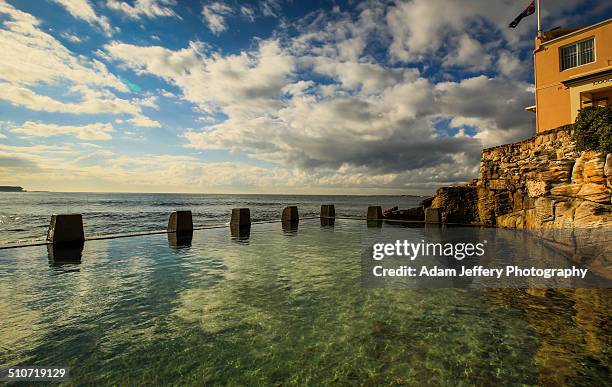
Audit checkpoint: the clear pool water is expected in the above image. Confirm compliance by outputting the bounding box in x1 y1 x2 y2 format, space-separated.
0 220 610 385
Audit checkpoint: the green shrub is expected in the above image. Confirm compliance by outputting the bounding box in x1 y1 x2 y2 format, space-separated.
573 106 612 153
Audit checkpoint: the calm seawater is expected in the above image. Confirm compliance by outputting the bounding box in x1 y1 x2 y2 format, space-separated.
0 192 423 245
0 220 609 385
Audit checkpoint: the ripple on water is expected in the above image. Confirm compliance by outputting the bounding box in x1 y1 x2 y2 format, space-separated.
0 220 609 385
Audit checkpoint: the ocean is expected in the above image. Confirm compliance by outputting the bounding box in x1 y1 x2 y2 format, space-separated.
0 192 424 245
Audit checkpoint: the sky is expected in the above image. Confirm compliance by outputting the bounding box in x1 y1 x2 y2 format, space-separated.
0 0 610 195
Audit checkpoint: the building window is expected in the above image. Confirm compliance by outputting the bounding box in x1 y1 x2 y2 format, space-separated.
560 38 595 71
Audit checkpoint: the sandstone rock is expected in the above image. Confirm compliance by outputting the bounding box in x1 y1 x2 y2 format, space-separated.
496 213 520 228
577 183 611 204
583 155 606 183
488 179 506 190
494 191 514 216
606 154 612 188
535 197 555 224
513 190 524 212
525 196 537 210
425 207 441 223
420 197 434 207
431 186 480 224
383 206 398 217
477 188 496 226
538 160 574 182
573 201 612 228
553 201 577 228
384 206 425 221
453 126 610 231
535 135 543 146
571 156 585 184
524 208 537 229
550 184 582 197
526 180 547 197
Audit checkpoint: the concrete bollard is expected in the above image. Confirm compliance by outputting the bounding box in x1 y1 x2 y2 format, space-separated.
425 207 441 223
231 208 251 227
281 206 299 223
167 210 193 234
367 206 383 221
47 214 85 244
320 204 335 219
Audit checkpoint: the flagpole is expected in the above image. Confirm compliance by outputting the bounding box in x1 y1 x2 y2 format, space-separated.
536 0 541 35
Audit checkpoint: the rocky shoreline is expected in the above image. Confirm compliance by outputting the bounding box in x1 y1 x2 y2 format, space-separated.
386 125 611 229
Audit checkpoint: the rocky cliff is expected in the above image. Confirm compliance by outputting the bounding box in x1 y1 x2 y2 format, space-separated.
430 125 612 228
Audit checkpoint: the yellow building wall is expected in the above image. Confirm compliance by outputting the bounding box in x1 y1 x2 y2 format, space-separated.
534 20 612 132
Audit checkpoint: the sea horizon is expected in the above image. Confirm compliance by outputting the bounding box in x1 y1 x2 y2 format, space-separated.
0 192 425 246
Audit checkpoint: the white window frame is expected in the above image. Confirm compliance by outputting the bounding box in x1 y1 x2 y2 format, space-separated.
559 37 596 71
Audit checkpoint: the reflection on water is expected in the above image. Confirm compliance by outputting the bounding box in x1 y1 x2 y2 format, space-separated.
47 242 83 265
366 220 383 228
0 220 609 385
230 225 250 243
167 232 193 248
281 220 299 235
320 217 335 227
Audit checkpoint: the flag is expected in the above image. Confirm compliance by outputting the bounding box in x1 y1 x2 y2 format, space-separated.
509 1 535 28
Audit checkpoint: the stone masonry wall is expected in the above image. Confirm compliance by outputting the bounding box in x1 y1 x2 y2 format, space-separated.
477 125 611 229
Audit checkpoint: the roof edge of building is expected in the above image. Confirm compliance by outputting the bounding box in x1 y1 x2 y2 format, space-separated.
539 18 612 46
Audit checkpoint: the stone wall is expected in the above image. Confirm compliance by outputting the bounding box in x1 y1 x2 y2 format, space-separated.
429 125 611 229
430 186 479 224
477 125 611 229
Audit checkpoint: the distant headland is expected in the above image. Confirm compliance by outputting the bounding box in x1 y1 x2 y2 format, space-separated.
0 186 25 192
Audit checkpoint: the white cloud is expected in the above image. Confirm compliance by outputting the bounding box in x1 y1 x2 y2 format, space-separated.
496 50 525 78
11 121 114 141
202 2 233 35
435 75 535 147
127 116 161 128
0 83 138 115
260 0 282 18
61 32 82 43
136 96 160 109
0 2 159 128
442 34 492 72
103 39 295 115
106 0 178 20
0 1 124 90
385 0 588 64
305 57 419 94
50 0 115 36
3 0 600 193
101 5 540 192
240 5 255 21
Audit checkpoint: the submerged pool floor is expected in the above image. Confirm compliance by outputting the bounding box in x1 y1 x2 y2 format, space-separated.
0 220 610 385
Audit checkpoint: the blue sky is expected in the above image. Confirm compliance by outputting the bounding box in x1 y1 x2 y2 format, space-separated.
0 0 610 194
